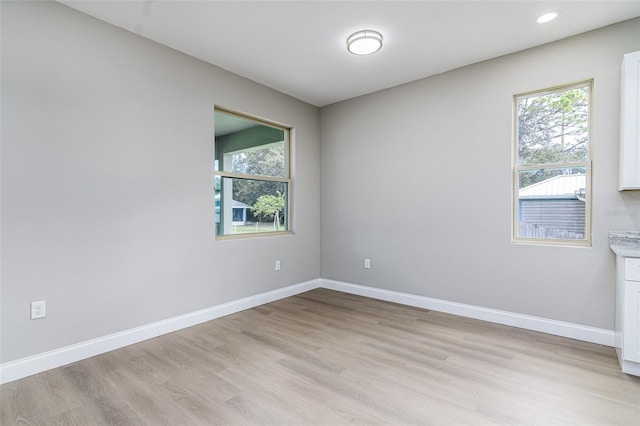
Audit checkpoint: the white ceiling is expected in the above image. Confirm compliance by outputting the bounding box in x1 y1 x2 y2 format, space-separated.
58 1 640 107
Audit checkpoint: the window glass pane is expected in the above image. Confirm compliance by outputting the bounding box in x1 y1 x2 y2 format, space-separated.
517 167 586 240
215 176 288 236
517 86 589 166
214 110 286 178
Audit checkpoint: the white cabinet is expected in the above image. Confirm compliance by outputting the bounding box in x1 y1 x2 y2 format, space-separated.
625 257 640 281
619 51 640 190
615 256 640 375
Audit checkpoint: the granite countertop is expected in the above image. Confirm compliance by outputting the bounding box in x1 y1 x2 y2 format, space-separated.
609 231 640 257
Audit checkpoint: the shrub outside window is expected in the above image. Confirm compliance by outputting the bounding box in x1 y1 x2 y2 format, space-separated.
214 107 291 239
513 81 592 246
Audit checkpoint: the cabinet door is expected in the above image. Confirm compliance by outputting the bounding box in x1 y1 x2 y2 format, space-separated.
619 51 640 190
623 280 640 362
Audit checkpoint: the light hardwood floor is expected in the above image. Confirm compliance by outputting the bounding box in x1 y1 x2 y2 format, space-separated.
2 288 639 425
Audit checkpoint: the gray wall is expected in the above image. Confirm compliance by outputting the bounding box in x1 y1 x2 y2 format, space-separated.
1 1 321 363
2 1 639 365
320 18 640 330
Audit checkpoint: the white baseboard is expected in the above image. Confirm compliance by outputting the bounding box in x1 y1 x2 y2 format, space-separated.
0 279 320 385
321 279 615 347
1 277 615 384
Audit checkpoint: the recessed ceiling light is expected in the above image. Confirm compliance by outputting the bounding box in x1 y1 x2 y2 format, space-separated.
537 11 559 24
347 30 383 55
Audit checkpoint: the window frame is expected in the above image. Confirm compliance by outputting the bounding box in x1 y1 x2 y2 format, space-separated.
512 80 593 247
214 106 292 240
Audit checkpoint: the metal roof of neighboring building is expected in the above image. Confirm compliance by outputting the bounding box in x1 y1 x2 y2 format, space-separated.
232 200 250 208
519 174 586 199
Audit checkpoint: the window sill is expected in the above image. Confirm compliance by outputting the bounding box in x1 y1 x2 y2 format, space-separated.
216 230 293 241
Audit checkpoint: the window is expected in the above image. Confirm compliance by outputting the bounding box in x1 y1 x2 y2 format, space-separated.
214 107 291 239
513 81 592 246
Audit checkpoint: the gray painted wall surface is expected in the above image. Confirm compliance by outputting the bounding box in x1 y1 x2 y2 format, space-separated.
1 1 321 362
2 1 639 365
320 18 640 330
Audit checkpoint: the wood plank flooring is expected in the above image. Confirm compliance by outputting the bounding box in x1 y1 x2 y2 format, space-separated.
2 288 639 425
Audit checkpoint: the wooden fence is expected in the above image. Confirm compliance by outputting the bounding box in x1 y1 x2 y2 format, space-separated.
519 223 585 240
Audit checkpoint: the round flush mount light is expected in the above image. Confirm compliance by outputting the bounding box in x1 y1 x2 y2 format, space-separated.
347 30 383 55
537 11 559 24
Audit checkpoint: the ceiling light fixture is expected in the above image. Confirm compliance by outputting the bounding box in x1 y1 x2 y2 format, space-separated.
347 30 383 55
536 11 559 24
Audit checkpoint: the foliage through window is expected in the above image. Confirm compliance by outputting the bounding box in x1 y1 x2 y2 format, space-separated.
214 108 291 238
513 81 592 246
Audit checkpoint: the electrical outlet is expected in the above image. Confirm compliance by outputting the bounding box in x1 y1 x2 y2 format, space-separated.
275 260 281 271
364 258 371 269
30 300 46 320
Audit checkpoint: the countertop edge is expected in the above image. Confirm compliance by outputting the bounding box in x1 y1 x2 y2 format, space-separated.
610 245 640 258
609 230 640 257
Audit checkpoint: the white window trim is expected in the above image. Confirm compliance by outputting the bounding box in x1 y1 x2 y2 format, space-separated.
512 80 593 247
214 107 292 240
